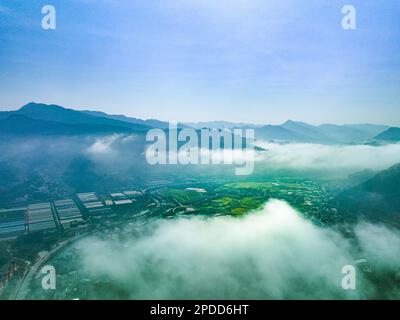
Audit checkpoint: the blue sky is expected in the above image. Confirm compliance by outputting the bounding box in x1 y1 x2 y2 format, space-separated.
0 0 399 125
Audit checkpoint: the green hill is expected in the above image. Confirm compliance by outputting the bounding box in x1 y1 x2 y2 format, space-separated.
374 127 400 142
335 163 400 224
0 114 136 135
18 102 150 130
0 103 151 135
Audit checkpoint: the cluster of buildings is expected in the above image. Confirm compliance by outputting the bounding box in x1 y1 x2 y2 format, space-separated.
0 207 26 239
77 192 113 216
0 259 27 291
27 203 56 233
54 199 84 229
0 190 143 241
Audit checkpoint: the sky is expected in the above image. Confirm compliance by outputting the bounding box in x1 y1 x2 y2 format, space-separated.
0 0 399 125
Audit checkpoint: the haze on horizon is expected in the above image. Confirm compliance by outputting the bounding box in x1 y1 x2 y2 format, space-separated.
0 0 399 125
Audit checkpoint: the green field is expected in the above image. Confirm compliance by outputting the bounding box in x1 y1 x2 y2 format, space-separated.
159 180 336 223
159 188 207 205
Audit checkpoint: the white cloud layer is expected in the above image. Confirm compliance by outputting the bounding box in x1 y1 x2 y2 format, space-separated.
74 200 400 299
87 135 121 155
255 142 400 172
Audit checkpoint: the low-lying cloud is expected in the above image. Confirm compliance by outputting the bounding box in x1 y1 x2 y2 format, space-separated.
87 135 121 155
255 142 400 173
73 200 400 299
84 135 400 177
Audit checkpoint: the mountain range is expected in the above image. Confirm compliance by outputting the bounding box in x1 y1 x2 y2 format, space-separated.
0 103 151 135
251 120 391 144
0 102 398 144
82 110 173 129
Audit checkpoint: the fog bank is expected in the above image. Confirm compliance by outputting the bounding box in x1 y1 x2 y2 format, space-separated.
75 200 400 299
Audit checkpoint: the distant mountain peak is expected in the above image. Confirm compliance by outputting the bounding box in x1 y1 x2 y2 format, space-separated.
18 102 70 114
282 120 297 125
20 102 56 109
0 102 153 135
282 119 315 127
19 102 40 110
